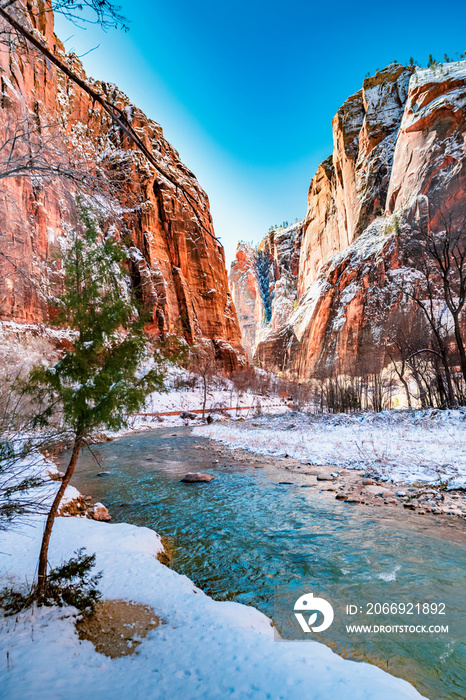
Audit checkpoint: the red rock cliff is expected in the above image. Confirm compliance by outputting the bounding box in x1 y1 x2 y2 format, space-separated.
254 62 466 376
0 1 243 369
229 222 303 359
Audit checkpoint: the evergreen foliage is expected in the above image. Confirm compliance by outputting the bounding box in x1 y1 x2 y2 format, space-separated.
28 210 165 435
26 207 167 592
0 548 102 616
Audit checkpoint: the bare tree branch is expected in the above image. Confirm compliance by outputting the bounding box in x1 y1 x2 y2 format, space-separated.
0 3 219 245
0 116 88 182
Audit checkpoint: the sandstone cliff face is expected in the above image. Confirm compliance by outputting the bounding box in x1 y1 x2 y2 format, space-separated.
254 61 466 377
386 62 466 222
298 64 414 297
229 222 303 359
0 1 243 369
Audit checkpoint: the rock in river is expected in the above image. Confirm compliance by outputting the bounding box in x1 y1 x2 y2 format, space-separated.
180 472 216 483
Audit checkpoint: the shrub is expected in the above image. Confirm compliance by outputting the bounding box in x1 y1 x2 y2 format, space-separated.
0 548 102 617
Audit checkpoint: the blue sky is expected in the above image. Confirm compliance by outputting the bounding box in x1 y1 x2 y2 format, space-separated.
55 0 466 265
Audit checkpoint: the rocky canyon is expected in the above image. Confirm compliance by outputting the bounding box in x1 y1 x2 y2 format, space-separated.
230 61 466 379
1 2 465 384
0 0 243 370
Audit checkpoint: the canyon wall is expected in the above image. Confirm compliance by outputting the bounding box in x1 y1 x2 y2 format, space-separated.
229 222 302 359
0 1 243 369
249 61 466 377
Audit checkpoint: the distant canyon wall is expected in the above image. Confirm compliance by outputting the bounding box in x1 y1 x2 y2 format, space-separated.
0 0 243 369
229 222 303 360
230 61 466 377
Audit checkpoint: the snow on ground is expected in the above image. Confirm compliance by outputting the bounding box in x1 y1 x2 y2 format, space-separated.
1 443 80 515
118 366 291 430
194 408 466 488
0 514 424 700
143 384 288 417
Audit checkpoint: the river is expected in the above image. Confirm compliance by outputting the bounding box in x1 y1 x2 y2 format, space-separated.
65 426 466 700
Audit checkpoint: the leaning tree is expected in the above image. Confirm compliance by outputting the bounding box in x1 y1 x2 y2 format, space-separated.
28 209 165 593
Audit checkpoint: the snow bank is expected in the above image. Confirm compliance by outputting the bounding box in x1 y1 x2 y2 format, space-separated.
110 366 292 431
195 409 466 488
0 515 423 699
142 386 289 419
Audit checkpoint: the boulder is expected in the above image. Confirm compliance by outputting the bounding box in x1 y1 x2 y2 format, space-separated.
58 495 87 517
93 503 111 521
92 434 114 443
180 472 215 483
363 485 386 496
404 501 419 510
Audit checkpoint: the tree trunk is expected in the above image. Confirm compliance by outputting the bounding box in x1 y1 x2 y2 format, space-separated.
452 312 466 385
410 365 427 407
428 322 456 407
440 350 456 408
202 376 207 421
37 433 83 592
400 376 412 408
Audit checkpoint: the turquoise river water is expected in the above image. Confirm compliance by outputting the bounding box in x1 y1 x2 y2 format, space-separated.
66 426 466 700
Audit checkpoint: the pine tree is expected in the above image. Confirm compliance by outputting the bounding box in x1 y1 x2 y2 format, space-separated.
28 210 165 592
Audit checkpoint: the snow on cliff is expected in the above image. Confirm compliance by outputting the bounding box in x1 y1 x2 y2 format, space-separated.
251 60 466 378
229 221 303 358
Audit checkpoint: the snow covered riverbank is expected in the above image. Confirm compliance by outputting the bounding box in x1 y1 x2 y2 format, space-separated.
0 512 424 699
194 409 466 488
